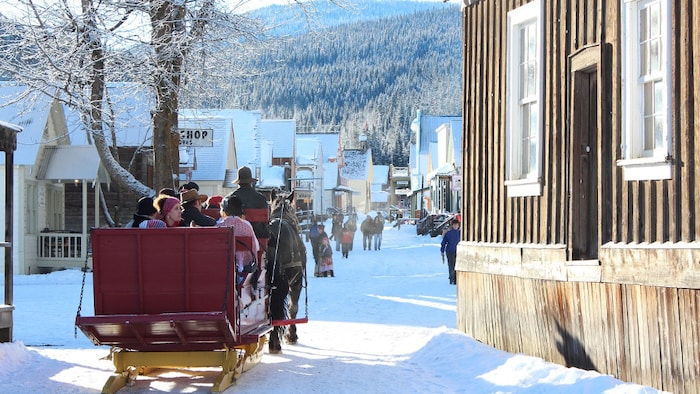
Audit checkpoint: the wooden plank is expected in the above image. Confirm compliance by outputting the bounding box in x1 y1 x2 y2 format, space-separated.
645 286 663 389
622 285 640 384
657 287 682 393
693 0 700 242
605 284 625 380
679 289 700 393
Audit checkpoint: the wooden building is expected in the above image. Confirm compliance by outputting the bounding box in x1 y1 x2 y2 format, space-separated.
456 1 699 392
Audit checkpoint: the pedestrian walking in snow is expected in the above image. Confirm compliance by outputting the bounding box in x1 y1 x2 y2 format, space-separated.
440 219 460 285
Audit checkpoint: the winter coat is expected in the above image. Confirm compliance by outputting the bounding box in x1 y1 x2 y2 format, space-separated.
441 228 460 254
360 218 374 234
373 216 385 234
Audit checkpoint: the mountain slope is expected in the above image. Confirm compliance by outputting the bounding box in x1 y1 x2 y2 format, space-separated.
234 5 463 166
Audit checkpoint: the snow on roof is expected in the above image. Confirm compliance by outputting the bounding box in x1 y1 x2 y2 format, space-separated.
179 109 261 182
177 116 233 182
65 83 153 146
0 84 56 165
36 145 110 183
299 132 339 162
259 165 285 189
418 115 461 154
340 149 371 180
260 119 295 159
296 137 321 166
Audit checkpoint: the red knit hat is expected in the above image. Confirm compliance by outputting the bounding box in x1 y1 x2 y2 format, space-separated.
160 197 181 219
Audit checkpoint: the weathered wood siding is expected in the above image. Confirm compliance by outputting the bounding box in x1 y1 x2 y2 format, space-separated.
462 1 700 245
457 270 700 393
458 0 700 392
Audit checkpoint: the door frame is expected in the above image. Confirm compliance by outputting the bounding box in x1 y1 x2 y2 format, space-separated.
568 44 608 260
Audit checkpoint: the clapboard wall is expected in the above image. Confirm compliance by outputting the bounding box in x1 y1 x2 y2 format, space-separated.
457 1 700 392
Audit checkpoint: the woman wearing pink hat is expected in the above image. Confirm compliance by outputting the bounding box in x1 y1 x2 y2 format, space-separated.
154 196 183 227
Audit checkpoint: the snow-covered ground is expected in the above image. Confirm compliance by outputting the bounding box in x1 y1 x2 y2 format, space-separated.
0 214 664 393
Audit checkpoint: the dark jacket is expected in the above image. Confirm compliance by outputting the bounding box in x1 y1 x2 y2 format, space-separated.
360 217 374 234
440 227 460 254
232 184 270 238
180 205 216 227
130 214 151 228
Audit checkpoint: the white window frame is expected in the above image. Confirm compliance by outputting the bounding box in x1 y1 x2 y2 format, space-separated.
619 0 672 181
504 0 543 197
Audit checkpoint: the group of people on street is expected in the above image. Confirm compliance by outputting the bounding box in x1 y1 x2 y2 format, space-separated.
126 166 269 234
360 212 385 251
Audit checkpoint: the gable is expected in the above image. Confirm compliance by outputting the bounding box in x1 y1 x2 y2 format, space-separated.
0 84 65 165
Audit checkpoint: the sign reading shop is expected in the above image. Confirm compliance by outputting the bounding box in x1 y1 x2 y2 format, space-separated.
178 128 214 147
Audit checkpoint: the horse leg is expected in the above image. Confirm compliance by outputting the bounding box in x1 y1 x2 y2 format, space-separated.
269 273 289 354
284 266 303 344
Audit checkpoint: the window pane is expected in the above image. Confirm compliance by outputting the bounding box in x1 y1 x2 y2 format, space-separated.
521 103 531 175
526 25 536 61
650 38 660 73
654 115 665 151
644 116 654 152
649 2 661 36
529 103 538 175
640 7 649 41
527 62 536 97
654 79 664 112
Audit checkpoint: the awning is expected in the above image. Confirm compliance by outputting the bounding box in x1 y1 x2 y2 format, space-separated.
36 145 110 184
426 163 456 182
332 185 355 193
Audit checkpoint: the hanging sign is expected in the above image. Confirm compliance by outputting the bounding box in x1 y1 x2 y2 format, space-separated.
178 128 213 147
451 174 462 191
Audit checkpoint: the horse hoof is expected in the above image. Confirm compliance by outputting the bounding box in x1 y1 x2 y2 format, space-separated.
268 346 282 354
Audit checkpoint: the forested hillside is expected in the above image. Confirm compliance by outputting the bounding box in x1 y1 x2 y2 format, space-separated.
233 5 463 166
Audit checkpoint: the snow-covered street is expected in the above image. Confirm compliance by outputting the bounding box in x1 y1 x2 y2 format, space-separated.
0 217 663 393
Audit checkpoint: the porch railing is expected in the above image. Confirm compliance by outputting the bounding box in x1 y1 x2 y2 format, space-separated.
36 232 91 270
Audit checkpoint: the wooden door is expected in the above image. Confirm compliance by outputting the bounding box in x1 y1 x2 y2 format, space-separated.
571 69 598 259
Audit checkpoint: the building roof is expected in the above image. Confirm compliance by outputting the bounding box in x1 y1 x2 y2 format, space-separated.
299 132 340 162
65 83 153 147
296 137 322 166
260 119 295 160
36 145 110 183
179 109 261 184
0 84 58 165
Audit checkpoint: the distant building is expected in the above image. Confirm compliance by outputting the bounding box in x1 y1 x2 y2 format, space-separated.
339 148 373 213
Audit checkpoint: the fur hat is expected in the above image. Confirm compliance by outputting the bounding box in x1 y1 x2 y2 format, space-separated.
136 196 157 216
180 189 208 204
234 166 257 184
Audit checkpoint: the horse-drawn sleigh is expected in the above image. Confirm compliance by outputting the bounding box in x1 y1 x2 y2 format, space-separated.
75 193 307 393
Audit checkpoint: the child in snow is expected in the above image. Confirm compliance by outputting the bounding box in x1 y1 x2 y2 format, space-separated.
341 224 353 258
319 236 335 277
